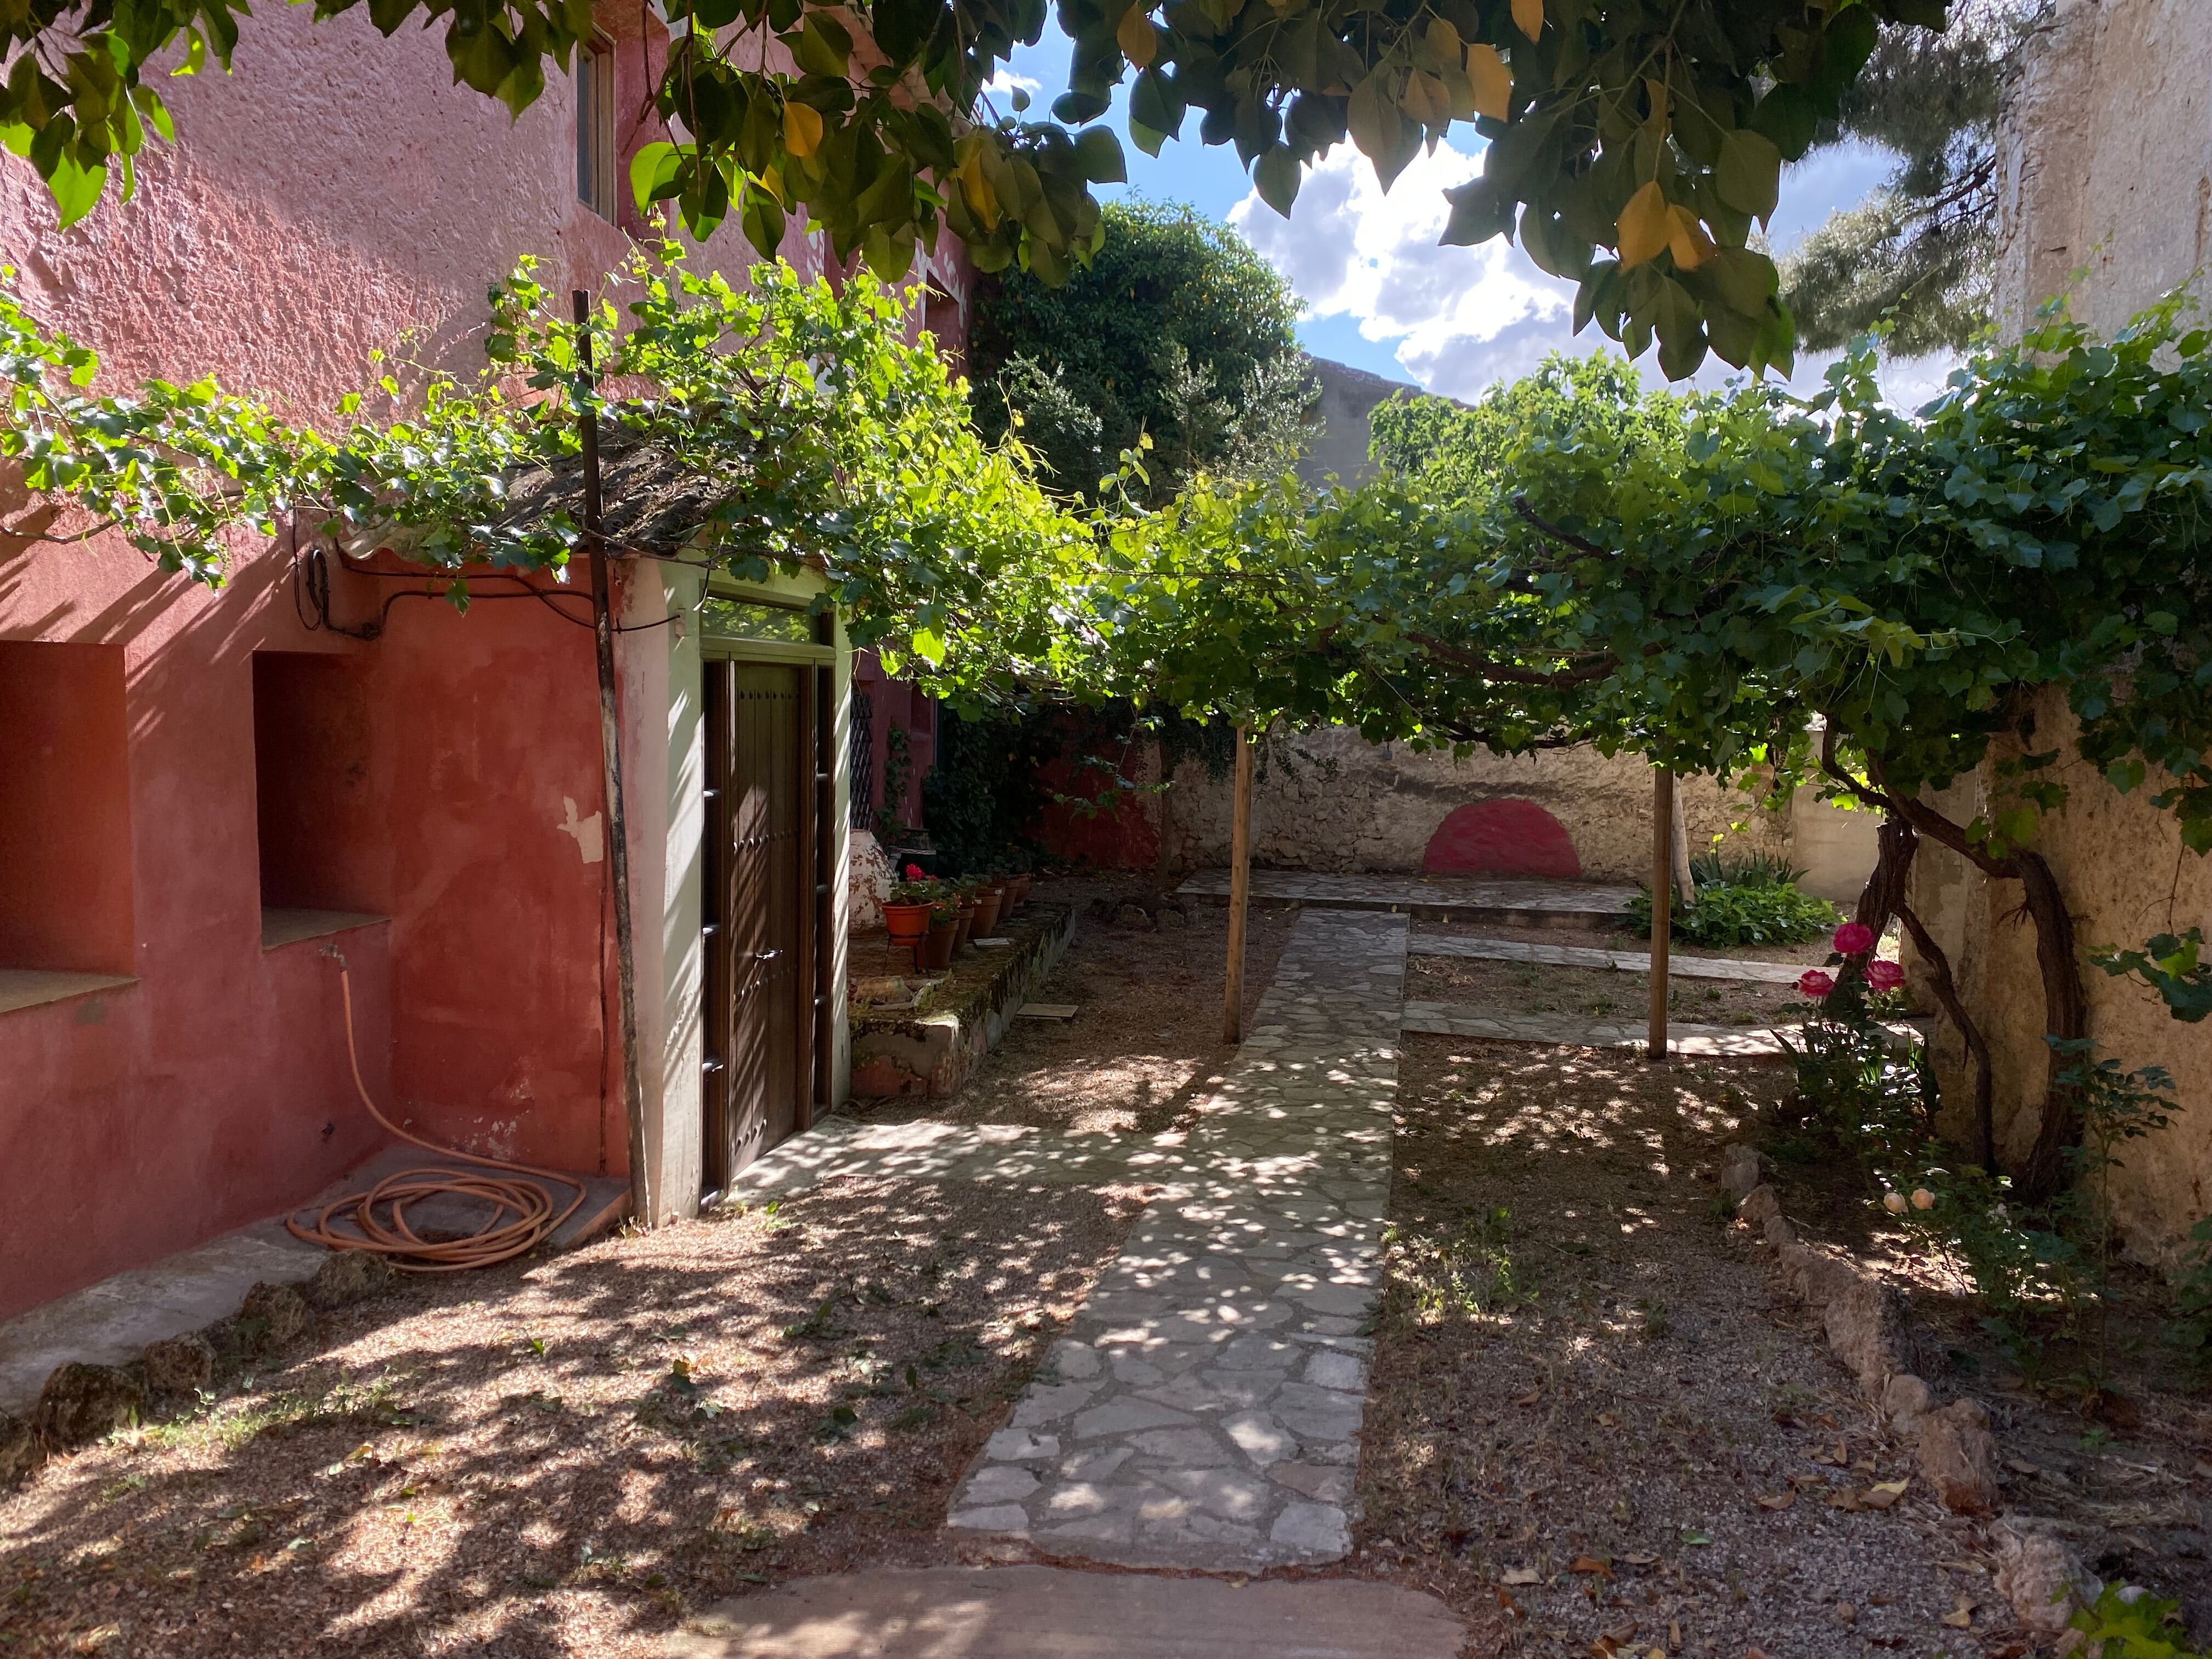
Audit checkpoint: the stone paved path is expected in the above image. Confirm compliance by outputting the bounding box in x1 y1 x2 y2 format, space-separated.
1176 868 1636 926
1408 932 1809 983
941 910 1406 1571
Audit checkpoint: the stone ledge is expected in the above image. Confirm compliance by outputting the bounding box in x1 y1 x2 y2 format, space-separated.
850 904 1074 1099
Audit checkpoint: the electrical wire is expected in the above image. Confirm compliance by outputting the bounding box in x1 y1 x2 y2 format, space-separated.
287 953 589 1272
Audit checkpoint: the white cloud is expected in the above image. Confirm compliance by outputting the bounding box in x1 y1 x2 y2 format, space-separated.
1229 138 1577 400
986 69 1042 95
1228 137 1958 406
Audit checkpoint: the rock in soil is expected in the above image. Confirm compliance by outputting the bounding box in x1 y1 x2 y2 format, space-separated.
32 1362 145 1449
237 1282 312 1354
1915 1399 2001 1514
0 1413 35 1483
1995 1519 2102 1640
142 1332 216 1396
305 1250 396 1310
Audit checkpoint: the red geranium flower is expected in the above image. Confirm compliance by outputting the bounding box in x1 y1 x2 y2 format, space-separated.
1797 969 1836 998
904 863 925 879
1833 922 1876 955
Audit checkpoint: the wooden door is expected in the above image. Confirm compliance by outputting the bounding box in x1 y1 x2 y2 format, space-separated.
701 659 816 1199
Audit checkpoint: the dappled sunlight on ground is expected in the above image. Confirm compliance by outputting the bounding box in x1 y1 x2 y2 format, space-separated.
0 1177 1143 1657
1358 1037 1985 1657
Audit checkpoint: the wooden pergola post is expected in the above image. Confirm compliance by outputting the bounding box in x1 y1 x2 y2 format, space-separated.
1222 724 1255 1045
1648 764 1673 1064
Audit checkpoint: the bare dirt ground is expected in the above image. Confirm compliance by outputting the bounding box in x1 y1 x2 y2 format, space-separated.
0 1176 1144 1658
1356 1037 2028 1657
1762 1127 2212 1638
1406 955 1808 1026
848 875 1297 1136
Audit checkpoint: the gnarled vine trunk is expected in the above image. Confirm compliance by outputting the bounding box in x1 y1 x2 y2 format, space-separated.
1818 733 2083 1196
1869 777 2088 1202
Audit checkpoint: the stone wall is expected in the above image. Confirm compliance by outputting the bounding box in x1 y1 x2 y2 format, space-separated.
1906 0 2212 1262
1156 727 1825 884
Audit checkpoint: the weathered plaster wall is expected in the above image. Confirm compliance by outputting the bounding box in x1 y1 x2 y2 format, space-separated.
0 0 895 1314
1905 0 2212 1263
1156 727 1795 882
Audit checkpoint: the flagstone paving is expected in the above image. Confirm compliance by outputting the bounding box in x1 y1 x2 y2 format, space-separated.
941 910 1406 1571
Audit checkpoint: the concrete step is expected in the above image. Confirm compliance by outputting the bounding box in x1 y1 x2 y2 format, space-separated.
667 1566 1464 1659
1408 932 1811 983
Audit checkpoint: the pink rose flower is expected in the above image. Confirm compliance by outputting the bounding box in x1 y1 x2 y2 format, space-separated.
1797 969 1836 998
1833 922 1876 955
1866 959 1906 993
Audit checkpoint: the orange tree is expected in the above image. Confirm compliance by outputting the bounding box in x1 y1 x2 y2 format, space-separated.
8 0 1942 377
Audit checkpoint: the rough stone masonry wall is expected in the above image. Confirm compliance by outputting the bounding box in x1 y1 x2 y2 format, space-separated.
1906 0 2212 1264
1159 727 1822 886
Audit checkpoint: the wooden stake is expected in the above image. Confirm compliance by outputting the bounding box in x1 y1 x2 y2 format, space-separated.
1648 763 1673 1064
1222 724 1255 1045
576 289 652 1228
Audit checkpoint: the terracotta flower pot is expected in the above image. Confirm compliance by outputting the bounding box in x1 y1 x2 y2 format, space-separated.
973 890 1004 936
921 918 958 969
882 901 932 945
1008 874 1031 910
954 901 976 949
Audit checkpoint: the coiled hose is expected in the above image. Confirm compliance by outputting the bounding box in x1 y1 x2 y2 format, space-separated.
287 956 587 1272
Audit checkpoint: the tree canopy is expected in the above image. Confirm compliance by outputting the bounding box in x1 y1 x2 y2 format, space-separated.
5 0 1944 378
1367 350 1682 503
1777 0 2038 355
969 198 1310 501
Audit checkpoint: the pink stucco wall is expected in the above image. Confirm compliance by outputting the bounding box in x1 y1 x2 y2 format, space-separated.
0 0 970 1319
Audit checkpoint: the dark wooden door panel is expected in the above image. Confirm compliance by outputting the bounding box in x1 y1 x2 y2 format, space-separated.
729 662 803 1166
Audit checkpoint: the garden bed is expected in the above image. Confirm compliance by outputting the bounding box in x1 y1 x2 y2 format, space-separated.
1405 953 1808 1026
846 876 1298 1136
0 1175 1144 1658
1757 1120 2212 1637
1355 1036 2029 1657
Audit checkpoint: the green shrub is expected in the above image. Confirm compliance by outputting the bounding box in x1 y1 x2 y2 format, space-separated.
1687 849 1806 890
1630 878 1840 947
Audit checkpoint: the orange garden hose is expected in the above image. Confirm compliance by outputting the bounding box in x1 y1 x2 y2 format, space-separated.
287 957 588 1272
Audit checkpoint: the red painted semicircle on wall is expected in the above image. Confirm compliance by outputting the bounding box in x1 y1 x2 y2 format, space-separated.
1423 798 1581 879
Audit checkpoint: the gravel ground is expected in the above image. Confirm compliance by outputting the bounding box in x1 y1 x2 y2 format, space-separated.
848 876 1298 1136
1355 1037 2018 1657
1406 956 1808 1026
0 1175 1145 1658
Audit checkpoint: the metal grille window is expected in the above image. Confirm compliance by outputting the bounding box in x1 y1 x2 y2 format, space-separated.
848 685 875 829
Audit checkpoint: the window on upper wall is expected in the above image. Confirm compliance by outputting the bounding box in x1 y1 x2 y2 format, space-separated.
577 35 618 222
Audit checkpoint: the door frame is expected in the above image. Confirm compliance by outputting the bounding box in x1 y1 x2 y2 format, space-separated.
697 586 838 1206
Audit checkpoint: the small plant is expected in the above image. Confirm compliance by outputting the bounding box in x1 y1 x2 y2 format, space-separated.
2167 1216 2212 1373
1688 849 1806 890
2070 1583 2206 1657
1631 879 1841 947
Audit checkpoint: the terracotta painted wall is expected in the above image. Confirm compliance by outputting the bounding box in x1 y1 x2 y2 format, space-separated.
0 0 960 1315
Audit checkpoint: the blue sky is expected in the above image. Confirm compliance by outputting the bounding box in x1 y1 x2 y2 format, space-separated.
990 31 1949 404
